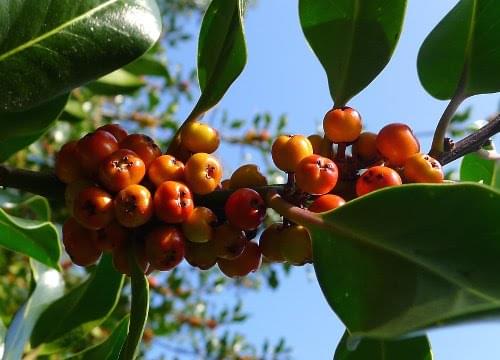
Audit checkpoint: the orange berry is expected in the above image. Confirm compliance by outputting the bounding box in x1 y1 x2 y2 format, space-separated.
376 123 420 166
62 218 102 267
356 166 402 196
218 241 261 278
182 207 217 243
308 194 346 213
76 130 119 177
73 186 114 230
55 141 84 184
271 135 313 172
154 181 194 223
120 134 161 168
259 223 285 262
148 155 184 187
180 121 220 154
281 225 312 266
97 123 128 143
184 239 217 270
184 153 222 195
98 149 146 192
145 226 185 271
96 222 128 252
229 164 267 189
307 134 332 157
114 184 153 228
323 107 362 143
352 132 380 165
112 239 148 276
295 155 339 195
403 153 444 183
213 224 247 260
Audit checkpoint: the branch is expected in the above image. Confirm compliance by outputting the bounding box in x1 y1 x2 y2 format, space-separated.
436 114 500 165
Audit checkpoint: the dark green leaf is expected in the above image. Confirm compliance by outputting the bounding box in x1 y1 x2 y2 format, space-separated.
311 184 500 338
5 196 51 221
118 247 149 360
0 0 161 111
2 261 64 360
299 0 407 106
59 98 86 123
67 316 129 360
0 207 60 270
85 69 145 96
191 0 247 118
124 54 171 82
460 153 499 188
334 330 433 360
418 0 500 100
30 254 124 349
0 94 68 160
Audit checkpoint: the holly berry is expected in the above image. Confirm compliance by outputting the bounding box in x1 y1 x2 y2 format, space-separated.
181 207 217 243
64 179 94 216
99 149 145 192
148 155 185 187
218 241 262 278
97 123 128 142
356 165 402 196
213 223 247 260
323 107 362 143
352 131 380 165
180 121 220 154
154 181 194 223
184 153 222 195
308 194 346 213
62 218 102 266
145 226 185 271
114 184 153 227
376 123 420 166
96 222 128 252
184 239 217 270
295 155 338 195
73 186 114 230
271 135 313 172
120 134 161 168
259 223 285 262
55 141 84 184
229 164 267 189
112 239 149 276
308 134 332 157
281 225 312 265
225 188 266 231
76 130 119 176
404 153 444 183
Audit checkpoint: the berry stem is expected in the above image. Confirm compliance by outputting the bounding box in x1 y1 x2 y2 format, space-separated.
336 143 346 161
429 78 467 157
265 192 324 230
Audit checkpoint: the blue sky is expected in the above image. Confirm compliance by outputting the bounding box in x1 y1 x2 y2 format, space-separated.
167 0 500 359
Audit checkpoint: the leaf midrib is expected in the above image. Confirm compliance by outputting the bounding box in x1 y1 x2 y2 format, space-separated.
318 216 499 303
0 0 119 62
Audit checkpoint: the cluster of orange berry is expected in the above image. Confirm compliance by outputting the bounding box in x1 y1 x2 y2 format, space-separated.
55 106 443 277
56 122 267 277
257 106 445 265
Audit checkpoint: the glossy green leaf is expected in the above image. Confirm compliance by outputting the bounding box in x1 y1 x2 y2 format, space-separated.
59 98 86 123
191 0 247 118
299 0 407 106
67 316 129 360
418 0 500 100
5 196 51 222
0 0 162 112
85 69 145 96
124 54 171 81
334 331 433 360
311 183 500 338
30 254 124 349
0 206 60 270
460 153 500 189
2 261 64 360
118 247 149 360
0 94 68 161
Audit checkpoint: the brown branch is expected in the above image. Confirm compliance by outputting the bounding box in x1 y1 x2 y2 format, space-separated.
436 114 500 165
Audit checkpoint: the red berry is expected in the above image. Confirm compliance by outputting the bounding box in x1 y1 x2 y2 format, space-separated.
145 226 185 271
224 188 266 231
295 155 339 195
